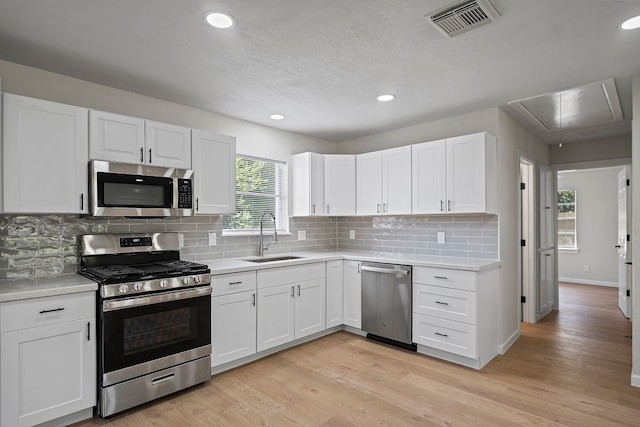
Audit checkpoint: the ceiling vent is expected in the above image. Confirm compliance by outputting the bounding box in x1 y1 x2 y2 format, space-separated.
427 0 500 37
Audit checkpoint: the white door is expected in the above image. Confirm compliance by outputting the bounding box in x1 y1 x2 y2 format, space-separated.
356 151 382 215
539 249 555 316
89 110 145 163
446 133 486 213
309 153 325 215
324 155 356 216
192 130 236 214
145 120 192 169
212 290 257 367
257 284 295 352
382 146 412 215
294 278 326 339
3 94 89 213
326 260 344 328
539 165 554 250
411 139 446 214
343 261 362 328
618 167 632 319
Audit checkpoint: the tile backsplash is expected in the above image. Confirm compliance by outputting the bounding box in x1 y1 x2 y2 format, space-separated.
0 213 498 279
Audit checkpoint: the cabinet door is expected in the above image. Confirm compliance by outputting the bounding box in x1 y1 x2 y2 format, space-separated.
3 94 89 214
324 155 356 216
145 120 192 169
326 260 344 328
295 278 326 339
1 319 96 427
412 139 446 214
257 283 295 352
212 290 257 367
539 165 554 250
292 152 325 216
446 133 486 213
539 250 555 315
343 260 362 328
192 130 236 214
382 146 412 215
356 151 382 215
89 110 145 163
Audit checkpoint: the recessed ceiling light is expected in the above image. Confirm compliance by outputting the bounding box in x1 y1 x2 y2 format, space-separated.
270 114 285 120
377 94 395 102
621 15 640 30
205 12 235 29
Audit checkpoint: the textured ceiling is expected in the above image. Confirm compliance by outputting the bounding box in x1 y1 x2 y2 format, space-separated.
0 0 639 144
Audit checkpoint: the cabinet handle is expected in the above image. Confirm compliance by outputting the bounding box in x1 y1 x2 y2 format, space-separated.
291 286 295 298
545 254 551 257
434 276 448 280
87 322 91 341
435 300 449 306
39 307 65 314
312 204 316 214
357 263 361 274
447 200 452 212
440 200 444 212
229 281 243 285
377 203 381 214
383 203 387 213
435 332 449 338
196 198 199 211
327 204 330 214
252 293 256 306
140 147 144 163
297 284 301 296
149 148 152 164
80 193 84 211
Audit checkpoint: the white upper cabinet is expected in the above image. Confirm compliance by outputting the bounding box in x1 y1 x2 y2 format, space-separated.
191 130 236 214
412 132 497 214
2 93 89 214
292 152 325 216
538 165 554 250
357 147 411 215
89 110 191 169
324 154 356 216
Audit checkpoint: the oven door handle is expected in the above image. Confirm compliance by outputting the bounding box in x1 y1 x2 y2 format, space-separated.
102 286 212 312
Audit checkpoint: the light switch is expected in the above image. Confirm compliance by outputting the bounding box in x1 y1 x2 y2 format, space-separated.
178 233 184 248
437 232 445 244
350 230 355 239
208 232 216 246
298 230 307 240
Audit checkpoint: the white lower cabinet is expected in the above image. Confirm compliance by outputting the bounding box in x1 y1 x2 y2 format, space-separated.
343 260 361 329
257 263 326 352
326 260 344 328
0 292 96 427
211 271 257 367
412 266 499 369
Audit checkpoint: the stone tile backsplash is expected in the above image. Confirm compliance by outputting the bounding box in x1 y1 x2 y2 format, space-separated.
0 213 498 279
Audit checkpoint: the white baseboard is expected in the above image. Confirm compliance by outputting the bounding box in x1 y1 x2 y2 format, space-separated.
632 372 640 388
558 277 618 288
499 328 521 354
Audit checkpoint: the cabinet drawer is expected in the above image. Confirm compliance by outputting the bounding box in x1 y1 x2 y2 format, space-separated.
212 271 257 296
1 292 95 333
413 284 476 324
413 313 477 359
413 267 477 291
257 263 325 289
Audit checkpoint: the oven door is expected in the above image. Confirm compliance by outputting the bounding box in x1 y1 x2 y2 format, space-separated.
100 286 211 387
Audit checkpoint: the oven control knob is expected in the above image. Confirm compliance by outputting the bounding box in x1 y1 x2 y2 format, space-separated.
133 282 143 291
194 275 201 284
118 284 129 294
182 277 190 285
159 279 168 288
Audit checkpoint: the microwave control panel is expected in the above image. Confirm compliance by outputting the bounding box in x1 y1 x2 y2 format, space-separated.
177 179 193 209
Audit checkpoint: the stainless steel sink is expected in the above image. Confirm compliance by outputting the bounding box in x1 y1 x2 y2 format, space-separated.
244 255 304 263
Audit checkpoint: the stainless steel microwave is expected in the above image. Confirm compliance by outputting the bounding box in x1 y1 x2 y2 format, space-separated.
90 160 194 217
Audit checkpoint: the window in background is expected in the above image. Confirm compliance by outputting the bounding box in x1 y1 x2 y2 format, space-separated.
223 156 288 235
557 189 577 249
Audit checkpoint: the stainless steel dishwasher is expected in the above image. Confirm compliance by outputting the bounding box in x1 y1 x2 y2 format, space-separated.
361 262 416 351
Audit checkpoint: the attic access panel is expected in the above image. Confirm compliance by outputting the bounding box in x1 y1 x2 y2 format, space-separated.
508 78 623 133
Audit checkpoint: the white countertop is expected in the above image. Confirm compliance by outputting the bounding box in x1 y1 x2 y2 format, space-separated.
0 274 98 303
0 251 500 302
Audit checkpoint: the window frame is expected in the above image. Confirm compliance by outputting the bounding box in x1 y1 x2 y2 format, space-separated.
557 189 577 250
222 154 289 237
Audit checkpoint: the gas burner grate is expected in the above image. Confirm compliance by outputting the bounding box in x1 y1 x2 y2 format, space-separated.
85 265 145 281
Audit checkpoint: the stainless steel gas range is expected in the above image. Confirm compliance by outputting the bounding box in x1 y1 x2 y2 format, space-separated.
79 233 212 417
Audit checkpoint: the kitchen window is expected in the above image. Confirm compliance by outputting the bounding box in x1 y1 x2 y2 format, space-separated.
223 156 288 235
557 189 577 249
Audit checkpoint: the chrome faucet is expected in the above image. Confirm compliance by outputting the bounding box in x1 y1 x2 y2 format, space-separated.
259 212 278 256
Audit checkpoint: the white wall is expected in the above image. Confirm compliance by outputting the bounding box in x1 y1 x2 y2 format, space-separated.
632 74 640 387
557 168 621 287
338 105 551 353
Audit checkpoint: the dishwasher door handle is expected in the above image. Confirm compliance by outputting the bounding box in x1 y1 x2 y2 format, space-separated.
360 265 410 275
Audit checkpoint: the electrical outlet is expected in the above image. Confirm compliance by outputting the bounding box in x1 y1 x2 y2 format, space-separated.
208 231 216 246
178 233 184 248
298 230 307 241
584 265 590 273
349 230 355 239
437 232 445 244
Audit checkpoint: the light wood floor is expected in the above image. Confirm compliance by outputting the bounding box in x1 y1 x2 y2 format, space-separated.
74 282 639 426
